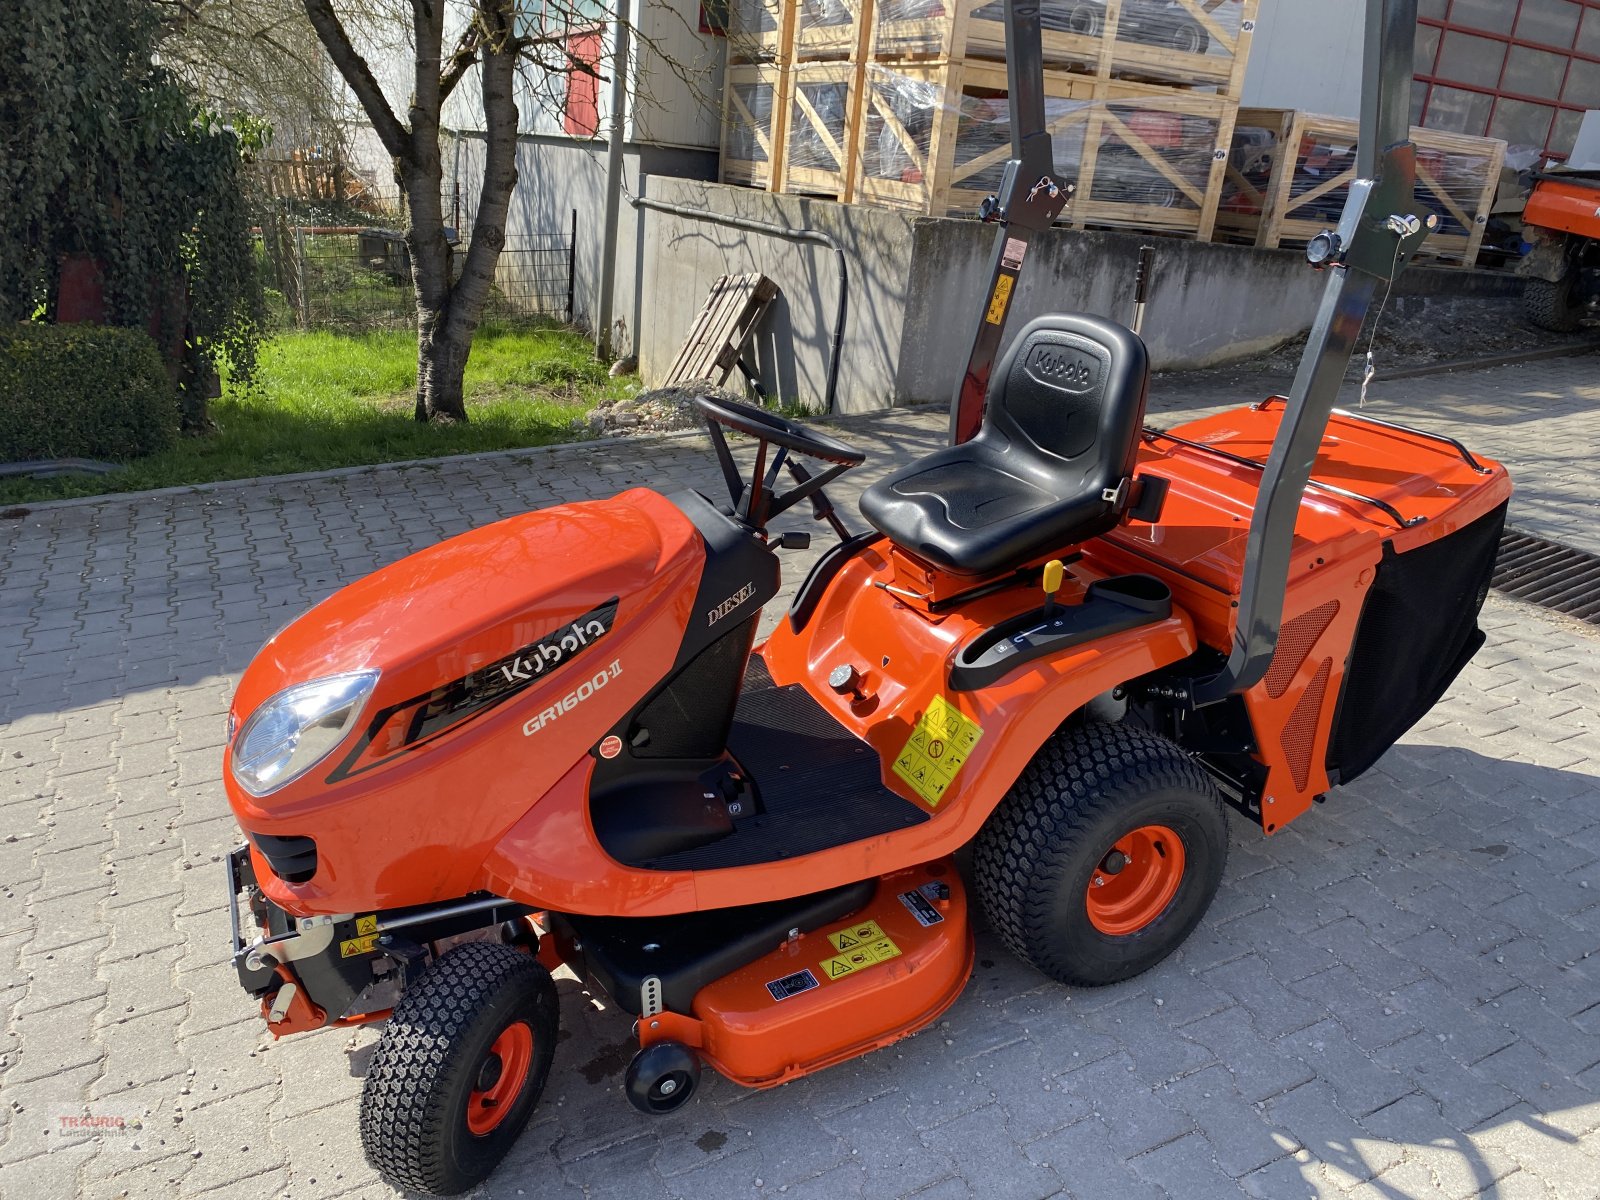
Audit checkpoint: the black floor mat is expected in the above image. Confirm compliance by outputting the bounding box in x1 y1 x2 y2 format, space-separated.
639 658 929 871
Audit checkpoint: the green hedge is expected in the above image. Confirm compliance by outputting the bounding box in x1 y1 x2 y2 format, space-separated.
0 324 178 462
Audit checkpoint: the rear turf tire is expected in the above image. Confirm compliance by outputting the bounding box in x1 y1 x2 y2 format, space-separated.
360 942 558 1196
974 720 1228 987
1524 269 1584 333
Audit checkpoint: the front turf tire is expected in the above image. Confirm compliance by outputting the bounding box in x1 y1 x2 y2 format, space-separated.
974 720 1228 987
361 942 559 1196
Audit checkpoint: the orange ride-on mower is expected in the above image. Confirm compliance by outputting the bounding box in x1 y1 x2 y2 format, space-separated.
1519 167 1600 332
219 1 1509 1194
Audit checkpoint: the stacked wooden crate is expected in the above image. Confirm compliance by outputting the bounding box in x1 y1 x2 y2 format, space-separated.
1217 108 1507 268
720 0 873 200
722 0 1262 241
856 0 1256 238
720 0 789 189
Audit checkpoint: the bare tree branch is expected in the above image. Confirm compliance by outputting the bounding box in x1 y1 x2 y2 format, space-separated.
438 21 484 103
303 0 410 158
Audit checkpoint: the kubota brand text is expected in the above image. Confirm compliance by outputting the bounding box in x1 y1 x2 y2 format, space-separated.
522 661 624 735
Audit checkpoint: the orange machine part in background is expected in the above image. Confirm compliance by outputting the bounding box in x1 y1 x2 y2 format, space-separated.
1524 177 1600 239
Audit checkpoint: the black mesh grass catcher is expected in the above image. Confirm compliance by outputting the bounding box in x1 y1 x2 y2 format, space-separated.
1325 500 1509 785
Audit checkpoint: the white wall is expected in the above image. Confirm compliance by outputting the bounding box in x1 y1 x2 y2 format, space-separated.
628 0 727 148
1241 0 1366 118
346 0 722 149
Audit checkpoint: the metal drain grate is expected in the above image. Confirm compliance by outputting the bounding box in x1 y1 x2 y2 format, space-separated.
1493 530 1600 625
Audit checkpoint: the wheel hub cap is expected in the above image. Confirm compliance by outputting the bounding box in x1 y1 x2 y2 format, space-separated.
475 1053 504 1093
1085 824 1185 936
466 1021 535 1136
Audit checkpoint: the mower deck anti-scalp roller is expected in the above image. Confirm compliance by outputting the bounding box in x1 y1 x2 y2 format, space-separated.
215 1 1511 1193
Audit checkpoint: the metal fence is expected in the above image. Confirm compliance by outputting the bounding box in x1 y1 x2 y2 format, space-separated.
257 212 576 333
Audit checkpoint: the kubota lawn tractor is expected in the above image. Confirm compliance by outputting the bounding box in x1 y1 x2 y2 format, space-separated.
1520 167 1600 332
219 1 1510 1193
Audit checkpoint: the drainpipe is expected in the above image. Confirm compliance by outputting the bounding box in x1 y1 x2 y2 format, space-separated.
595 0 631 360
627 195 850 414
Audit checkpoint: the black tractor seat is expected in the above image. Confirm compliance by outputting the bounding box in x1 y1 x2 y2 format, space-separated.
860 313 1150 577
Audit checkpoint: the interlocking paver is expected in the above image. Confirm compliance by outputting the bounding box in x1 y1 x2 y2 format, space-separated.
0 354 1597 1196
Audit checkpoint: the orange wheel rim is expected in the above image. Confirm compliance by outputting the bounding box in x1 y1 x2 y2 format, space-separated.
1085 824 1185 936
465 1021 534 1135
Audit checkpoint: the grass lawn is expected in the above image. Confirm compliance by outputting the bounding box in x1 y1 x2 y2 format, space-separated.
0 324 635 505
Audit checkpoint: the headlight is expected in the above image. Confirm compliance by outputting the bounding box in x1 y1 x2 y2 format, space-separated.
231 671 378 797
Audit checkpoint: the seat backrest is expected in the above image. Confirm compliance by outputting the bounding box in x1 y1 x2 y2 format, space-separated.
982 313 1150 494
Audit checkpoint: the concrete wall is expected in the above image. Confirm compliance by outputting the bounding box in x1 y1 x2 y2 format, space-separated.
897 224 1328 399
626 182 1354 412
633 178 918 414
451 135 717 352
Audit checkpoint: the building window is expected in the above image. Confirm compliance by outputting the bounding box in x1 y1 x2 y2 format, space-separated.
1415 0 1600 157
564 27 602 137
700 0 730 35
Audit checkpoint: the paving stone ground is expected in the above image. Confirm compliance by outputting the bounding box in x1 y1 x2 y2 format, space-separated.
1 355 1598 1200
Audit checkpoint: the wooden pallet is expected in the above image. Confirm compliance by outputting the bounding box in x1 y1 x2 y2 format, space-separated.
793 0 874 60
1219 108 1508 268
1212 105 1293 245
869 0 1258 98
721 61 790 190
779 61 866 198
663 273 782 388
853 59 1237 238
730 0 873 62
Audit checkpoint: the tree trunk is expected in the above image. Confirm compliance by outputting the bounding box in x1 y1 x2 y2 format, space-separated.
406 129 464 422
303 0 522 426
424 0 521 423
405 1 466 423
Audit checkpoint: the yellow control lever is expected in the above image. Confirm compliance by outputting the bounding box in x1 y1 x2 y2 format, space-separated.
1042 559 1064 612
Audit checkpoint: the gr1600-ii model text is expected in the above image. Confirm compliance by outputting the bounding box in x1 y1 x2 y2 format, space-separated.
217 0 1510 1192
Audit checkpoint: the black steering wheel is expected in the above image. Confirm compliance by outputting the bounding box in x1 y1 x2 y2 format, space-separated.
693 395 865 467
691 395 864 539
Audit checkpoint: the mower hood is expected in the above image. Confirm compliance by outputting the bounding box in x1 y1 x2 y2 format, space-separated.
222 488 707 910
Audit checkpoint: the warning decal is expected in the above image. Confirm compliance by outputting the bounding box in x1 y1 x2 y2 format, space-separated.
984 274 1015 325
820 934 902 981
892 695 985 807
826 920 886 952
340 915 380 958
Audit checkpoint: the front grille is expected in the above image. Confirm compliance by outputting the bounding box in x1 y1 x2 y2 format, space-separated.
1493 530 1600 625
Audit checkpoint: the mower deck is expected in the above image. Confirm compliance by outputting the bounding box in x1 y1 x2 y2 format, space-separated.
626 861 973 1089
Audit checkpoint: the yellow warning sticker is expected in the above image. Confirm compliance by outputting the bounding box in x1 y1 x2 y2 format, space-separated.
893 695 984 807
827 920 886 953
984 274 1015 325
340 934 378 958
339 915 380 957
820 935 902 981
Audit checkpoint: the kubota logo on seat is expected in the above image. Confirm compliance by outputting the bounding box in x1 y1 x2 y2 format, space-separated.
522 661 623 736
1025 344 1096 393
